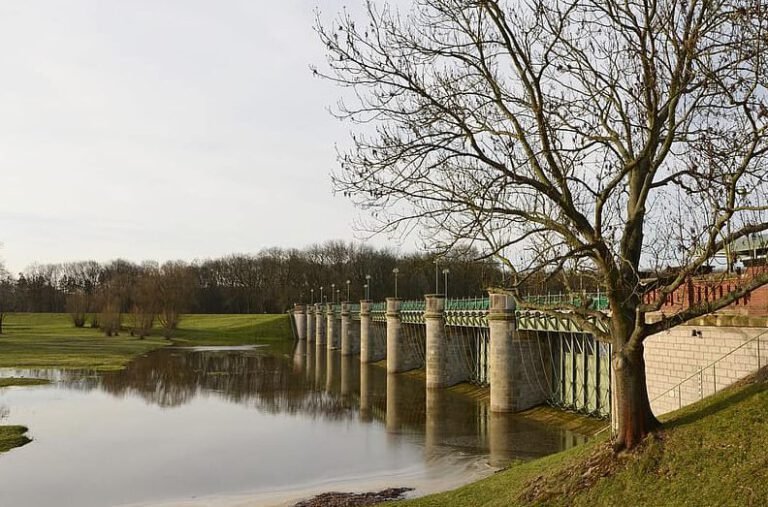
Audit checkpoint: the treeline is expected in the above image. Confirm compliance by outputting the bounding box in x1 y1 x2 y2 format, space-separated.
0 242 508 332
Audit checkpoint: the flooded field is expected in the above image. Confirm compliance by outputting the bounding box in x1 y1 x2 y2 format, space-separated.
0 343 586 506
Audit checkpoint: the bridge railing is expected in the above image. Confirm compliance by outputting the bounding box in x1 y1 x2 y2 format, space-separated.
523 292 609 311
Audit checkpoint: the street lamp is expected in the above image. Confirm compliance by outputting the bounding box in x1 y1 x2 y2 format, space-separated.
434 258 440 293
365 274 372 300
331 283 336 303
310 288 314 304
442 268 450 299
392 268 399 298
319 286 324 303
363 283 369 300
346 280 351 301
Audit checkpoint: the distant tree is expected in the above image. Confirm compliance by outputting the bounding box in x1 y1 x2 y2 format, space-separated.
129 266 159 339
65 291 88 328
0 263 14 334
156 262 195 339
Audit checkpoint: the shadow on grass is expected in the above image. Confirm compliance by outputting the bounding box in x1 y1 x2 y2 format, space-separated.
664 382 766 430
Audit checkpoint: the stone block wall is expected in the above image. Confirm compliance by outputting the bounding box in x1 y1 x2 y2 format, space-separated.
645 325 768 415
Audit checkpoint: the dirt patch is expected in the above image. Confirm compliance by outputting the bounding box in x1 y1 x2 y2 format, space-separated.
518 439 642 504
293 487 413 507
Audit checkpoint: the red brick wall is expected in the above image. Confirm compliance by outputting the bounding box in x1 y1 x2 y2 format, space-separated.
643 266 768 317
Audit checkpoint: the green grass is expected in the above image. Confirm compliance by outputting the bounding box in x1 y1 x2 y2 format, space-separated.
171 313 292 344
0 313 169 371
0 377 49 388
401 372 768 507
0 425 31 454
0 313 292 371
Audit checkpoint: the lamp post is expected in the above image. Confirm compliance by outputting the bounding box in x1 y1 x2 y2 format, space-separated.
346 280 351 301
364 283 369 300
442 268 450 299
331 283 336 303
319 286 324 304
310 288 314 304
434 258 440 293
392 268 399 298
365 274 372 300
336 289 340 303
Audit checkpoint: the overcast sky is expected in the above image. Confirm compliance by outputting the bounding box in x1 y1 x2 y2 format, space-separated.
0 1 412 274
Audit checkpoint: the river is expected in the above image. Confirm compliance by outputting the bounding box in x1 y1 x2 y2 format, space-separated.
0 342 586 506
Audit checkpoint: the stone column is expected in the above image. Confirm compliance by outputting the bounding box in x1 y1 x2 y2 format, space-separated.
425 294 466 388
489 292 550 412
315 303 326 348
341 302 352 355
306 305 315 343
489 292 516 411
360 300 375 363
293 304 307 340
326 303 339 350
387 298 421 373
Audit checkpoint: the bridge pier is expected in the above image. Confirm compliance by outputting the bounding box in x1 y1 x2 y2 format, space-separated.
341 302 360 355
306 305 315 343
293 304 307 340
489 293 549 412
314 303 326 348
326 303 339 350
387 298 421 373
360 300 384 363
425 294 468 388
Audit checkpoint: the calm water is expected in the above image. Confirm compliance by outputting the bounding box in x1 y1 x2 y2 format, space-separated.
0 342 586 507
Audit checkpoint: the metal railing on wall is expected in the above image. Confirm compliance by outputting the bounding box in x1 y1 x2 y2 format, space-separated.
651 328 768 411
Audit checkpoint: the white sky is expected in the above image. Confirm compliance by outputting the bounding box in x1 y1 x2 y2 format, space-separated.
0 1 411 274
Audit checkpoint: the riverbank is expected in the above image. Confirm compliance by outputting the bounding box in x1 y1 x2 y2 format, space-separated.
396 367 768 506
0 312 292 455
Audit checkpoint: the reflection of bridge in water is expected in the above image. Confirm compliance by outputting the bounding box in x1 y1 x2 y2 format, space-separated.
18 344 586 467
295 293 611 420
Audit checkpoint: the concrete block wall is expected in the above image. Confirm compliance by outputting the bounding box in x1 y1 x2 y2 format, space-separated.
645 325 768 415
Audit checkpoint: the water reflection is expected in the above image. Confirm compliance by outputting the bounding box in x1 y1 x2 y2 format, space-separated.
0 342 589 507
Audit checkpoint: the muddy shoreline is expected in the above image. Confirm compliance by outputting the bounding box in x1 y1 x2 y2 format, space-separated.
293 487 414 507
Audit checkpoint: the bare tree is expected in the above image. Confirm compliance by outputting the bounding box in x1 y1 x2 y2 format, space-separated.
316 0 768 449
0 263 13 334
129 267 159 339
156 261 195 339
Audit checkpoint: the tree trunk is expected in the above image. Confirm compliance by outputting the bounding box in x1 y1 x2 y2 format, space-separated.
613 343 661 450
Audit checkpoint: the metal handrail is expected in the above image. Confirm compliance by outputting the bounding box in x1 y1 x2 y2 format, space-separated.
651 327 768 405
446 297 489 311
523 292 609 311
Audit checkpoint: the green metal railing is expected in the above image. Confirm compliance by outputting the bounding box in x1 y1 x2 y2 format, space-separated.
523 292 609 311
401 300 425 312
446 297 490 311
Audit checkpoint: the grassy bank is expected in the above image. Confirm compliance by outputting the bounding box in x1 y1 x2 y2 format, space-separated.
0 425 31 454
400 370 768 506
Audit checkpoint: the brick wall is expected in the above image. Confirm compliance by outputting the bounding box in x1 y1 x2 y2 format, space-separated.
644 325 768 415
643 266 768 316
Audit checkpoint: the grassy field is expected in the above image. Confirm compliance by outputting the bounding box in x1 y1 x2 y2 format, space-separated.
400 371 768 506
0 312 292 371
